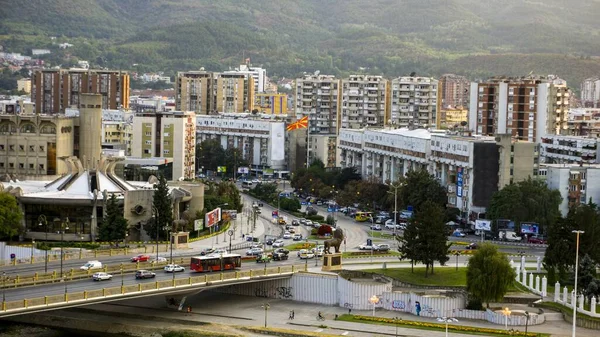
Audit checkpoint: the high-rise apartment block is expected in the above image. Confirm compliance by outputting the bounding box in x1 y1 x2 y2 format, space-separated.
31 69 130 114
567 108 600 137
439 74 470 108
224 64 267 94
255 93 288 115
175 71 254 115
581 77 600 108
468 76 569 143
389 76 439 129
294 74 340 134
132 111 196 180
340 75 388 129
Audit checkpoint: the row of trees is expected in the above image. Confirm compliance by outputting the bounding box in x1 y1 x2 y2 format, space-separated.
196 139 249 177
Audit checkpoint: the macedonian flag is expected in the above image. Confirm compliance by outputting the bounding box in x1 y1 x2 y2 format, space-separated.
286 116 308 131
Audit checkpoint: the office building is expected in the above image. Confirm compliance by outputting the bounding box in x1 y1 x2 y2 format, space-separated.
132 111 196 180
340 75 388 129
31 69 130 114
542 164 600 216
468 75 570 143
255 93 288 115
581 76 600 108
196 114 286 172
389 76 439 129
439 74 470 108
540 134 600 164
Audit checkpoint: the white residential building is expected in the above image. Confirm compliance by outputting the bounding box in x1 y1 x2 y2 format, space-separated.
581 77 600 108
225 64 267 94
389 76 439 129
542 164 600 216
340 75 388 129
540 134 600 164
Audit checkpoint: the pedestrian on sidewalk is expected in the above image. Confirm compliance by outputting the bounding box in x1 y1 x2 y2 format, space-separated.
187 305 192 316
242 234 245 240
291 310 295 319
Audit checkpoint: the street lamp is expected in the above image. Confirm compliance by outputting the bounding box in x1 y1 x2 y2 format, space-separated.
55 217 70 279
395 316 400 337
454 252 460 271
2 272 6 306
368 295 379 316
121 265 124 288
501 307 511 330
152 206 160 262
387 181 402 235
315 240 319 267
261 303 270 328
31 239 35 263
524 311 530 334
38 215 49 273
572 230 585 337
437 317 459 337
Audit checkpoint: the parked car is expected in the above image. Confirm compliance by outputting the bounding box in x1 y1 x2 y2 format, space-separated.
164 264 185 273
256 254 272 263
131 254 150 262
305 220 313 226
452 230 466 238
369 224 382 231
376 244 391 252
384 222 401 230
273 239 285 247
246 248 264 256
80 260 103 271
528 235 547 244
273 252 289 261
359 243 377 250
298 249 315 259
283 231 292 239
200 248 215 256
92 272 112 281
135 270 156 279
375 216 389 224
466 243 479 250
299 219 307 225
292 234 303 241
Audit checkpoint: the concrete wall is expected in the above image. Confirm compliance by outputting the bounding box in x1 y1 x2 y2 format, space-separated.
78 94 103 169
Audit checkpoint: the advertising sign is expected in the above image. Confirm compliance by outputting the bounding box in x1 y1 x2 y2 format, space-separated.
205 207 222 227
264 168 275 175
217 166 227 173
237 167 249 174
475 219 492 231
456 167 463 197
193 219 203 231
520 222 539 234
223 210 237 221
497 219 515 230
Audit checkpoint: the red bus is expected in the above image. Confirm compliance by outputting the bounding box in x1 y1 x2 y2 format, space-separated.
190 253 242 272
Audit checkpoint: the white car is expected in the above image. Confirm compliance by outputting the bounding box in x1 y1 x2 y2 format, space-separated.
92 272 112 281
384 221 401 230
359 243 377 250
273 239 285 247
212 248 228 255
164 264 185 273
151 256 168 263
251 179 260 184
283 231 292 239
80 260 103 271
246 248 264 256
305 220 313 226
298 249 315 259
369 224 382 231
376 244 391 251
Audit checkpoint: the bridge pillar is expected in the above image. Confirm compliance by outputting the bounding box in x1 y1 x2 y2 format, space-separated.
138 284 142 292
220 272 224 281
64 294 68 302
278 267 281 274
84 291 88 299
189 277 192 285
155 282 159 290
102 288 106 297
44 296 48 305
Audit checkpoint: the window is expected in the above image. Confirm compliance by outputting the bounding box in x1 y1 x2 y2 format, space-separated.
39 164 44 170
19 145 24 151
29 163 34 169
19 163 24 169
9 145 14 151
145 132 151 136
0 145 4 151
163 150 170 155
9 163 14 168
145 140 152 145
39 145 44 152
0 163 3 168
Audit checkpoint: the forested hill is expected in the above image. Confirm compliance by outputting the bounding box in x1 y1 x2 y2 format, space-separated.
2 0 600 86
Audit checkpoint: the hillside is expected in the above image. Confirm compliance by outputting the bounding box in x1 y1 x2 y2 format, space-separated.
2 0 600 86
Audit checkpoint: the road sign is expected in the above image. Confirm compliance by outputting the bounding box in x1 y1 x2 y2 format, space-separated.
228 230 234 236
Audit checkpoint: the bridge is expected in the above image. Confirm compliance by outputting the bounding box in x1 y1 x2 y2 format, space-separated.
0 264 305 318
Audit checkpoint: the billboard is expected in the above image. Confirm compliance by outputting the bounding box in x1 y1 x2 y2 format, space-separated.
193 219 203 231
205 207 222 227
217 166 227 173
222 209 237 221
237 167 249 174
264 168 275 175
497 219 515 230
475 219 492 231
456 167 463 197
520 222 539 234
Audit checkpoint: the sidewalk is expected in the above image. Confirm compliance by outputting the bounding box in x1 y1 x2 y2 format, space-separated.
187 214 267 251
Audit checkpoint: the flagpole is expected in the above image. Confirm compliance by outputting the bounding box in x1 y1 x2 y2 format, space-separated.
306 118 310 168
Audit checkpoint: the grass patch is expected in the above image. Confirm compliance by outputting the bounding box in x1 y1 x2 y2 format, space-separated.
336 314 546 337
342 251 400 258
364 267 467 287
284 242 316 251
241 326 340 337
370 232 397 239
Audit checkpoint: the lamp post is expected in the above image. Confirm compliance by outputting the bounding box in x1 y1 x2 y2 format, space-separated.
152 206 160 262
63 274 67 297
369 295 379 316
524 311 530 334
572 230 585 337
315 240 319 267
501 307 511 330
395 316 401 337
2 272 6 306
437 317 459 337
261 303 270 328
31 239 35 263
215 203 229 246
121 266 124 287
55 217 70 279
38 215 49 273
454 252 460 271
387 181 402 235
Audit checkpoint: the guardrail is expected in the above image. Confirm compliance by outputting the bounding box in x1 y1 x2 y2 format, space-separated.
0 264 306 315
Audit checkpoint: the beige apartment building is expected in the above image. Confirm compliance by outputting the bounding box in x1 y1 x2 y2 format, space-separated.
390 76 440 129
439 74 470 109
340 75 389 129
17 78 31 94
438 107 469 129
132 111 196 180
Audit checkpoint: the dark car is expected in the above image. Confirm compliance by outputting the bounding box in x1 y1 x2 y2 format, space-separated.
466 243 479 250
274 248 289 255
135 270 156 279
200 248 215 256
528 235 547 244
266 238 274 245
291 219 300 226
272 252 289 261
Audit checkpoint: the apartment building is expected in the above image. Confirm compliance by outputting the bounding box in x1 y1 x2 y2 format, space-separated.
542 164 600 216
196 114 286 171
540 134 600 164
31 69 130 114
468 76 569 143
340 75 388 129
389 76 439 129
439 107 468 129
295 74 340 135
567 108 600 137
312 135 338 168
581 76 600 108
338 128 536 217
17 78 31 94
255 93 287 115
132 111 196 180
439 74 470 108
224 64 267 94
175 71 254 115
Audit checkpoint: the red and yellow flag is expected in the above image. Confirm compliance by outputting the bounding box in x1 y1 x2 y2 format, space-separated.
286 116 308 131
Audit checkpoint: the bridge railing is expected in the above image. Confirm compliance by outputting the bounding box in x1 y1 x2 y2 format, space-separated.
0 264 307 314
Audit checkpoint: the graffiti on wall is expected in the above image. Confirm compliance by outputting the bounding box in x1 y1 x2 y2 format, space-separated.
343 302 354 309
253 286 294 299
392 300 406 310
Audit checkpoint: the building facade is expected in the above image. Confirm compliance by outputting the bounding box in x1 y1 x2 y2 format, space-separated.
224 64 267 95
175 71 212 115
581 77 600 108
439 74 470 109
468 76 569 143
540 134 600 164
542 164 600 216
567 108 600 137
340 75 388 129
389 76 439 129
132 111 196 180
439 107 468 129
255 93 287 115
196 114 286 171
31 69 130 114
294 74 340 135
17 78 31 94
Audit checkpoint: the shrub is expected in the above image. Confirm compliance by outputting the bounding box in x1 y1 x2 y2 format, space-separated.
317 225 333 236
280 197 301 212
306 214 324 221
466 298 484 310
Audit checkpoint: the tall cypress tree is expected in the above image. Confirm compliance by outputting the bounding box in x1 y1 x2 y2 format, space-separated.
98 194 128 246
150 173 173 240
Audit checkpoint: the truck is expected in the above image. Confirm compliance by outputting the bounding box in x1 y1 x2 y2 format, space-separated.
498 230 522 242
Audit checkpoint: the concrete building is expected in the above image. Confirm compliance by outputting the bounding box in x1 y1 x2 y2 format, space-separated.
255 93 287 115
224 64 267 94
540 134 600 164
312 134 337 168
439 107 468 129
17 78 31 94
196 114 286 172
294 74 340 135
340 75 388 129
439 74 470 108
389 76 439 129
468 75 570 143
0 98 35 115
215 72 254 113
542 164 600 216
78 94 103 168
132 111 196 180
567 108 600 137
338 128 537 217
581 76 600 108
175 71 212 115
31 69 130 114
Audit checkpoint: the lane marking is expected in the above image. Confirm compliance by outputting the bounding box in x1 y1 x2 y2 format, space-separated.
315 328 324 332
341 332 349 335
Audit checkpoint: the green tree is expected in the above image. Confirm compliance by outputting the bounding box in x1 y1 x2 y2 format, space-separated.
98 194 128 246
249 183 278 204
150 173 173 241
333 167 361 190
280 198 301 212
466 243 516 308
224 147 248 178
398 169 447 213
0 192 23 240
196 139 225 173
578 254 599 301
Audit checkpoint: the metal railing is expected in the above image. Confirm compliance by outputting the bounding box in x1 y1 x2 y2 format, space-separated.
0 264 306 314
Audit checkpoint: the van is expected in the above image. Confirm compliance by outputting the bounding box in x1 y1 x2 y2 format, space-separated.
499 230 522 242
80 260 103 270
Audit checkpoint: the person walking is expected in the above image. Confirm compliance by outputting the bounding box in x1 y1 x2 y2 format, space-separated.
291 310 295 320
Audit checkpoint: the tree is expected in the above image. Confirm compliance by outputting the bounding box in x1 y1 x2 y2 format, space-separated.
466 243 516 308
0 192 23 240
98 194 128 245
317 224 333 236
333 167 361 189
280 198 301 212
196 139 225 173
224 147 248 178
398 169 447 213
578 254 600 301
150 173 173 241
